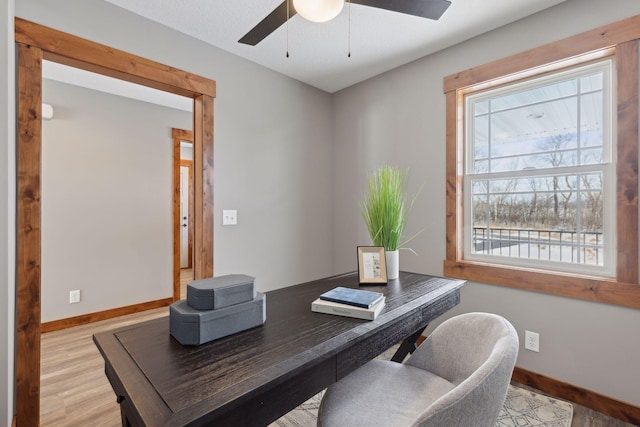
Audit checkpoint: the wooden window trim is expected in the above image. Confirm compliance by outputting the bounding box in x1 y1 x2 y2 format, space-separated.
443 15 640 309
15 19 215 426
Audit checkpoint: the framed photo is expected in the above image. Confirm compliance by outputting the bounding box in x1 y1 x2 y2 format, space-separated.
357 246 388 284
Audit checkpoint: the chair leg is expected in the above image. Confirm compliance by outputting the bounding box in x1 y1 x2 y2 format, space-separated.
391 326 427 362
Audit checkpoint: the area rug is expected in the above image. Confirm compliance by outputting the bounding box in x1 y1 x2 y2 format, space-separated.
497 385 573 427
269 384 573 427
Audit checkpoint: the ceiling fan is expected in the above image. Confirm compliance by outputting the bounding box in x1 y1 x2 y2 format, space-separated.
239 0 452 46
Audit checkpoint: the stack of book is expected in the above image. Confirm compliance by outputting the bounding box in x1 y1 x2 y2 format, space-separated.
311 286 385 320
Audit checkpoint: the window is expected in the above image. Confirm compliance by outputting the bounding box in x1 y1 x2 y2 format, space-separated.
443 17 640 308
464 61 614 277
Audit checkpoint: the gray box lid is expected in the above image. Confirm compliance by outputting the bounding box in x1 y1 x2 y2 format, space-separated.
187 274 255 310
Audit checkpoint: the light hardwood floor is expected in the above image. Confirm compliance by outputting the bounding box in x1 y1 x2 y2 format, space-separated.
40 268 193 426
40 307 168 426
40 268 637 426
179 267 191 299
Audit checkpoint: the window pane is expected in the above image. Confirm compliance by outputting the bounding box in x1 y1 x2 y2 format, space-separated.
473 115 489 173
490 80 577 112
470 173 603 266
470 70 606 174
465 60 611 274
580 72 603 92
580 91 604 163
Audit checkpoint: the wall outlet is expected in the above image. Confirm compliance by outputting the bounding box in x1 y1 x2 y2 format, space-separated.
69 290 81 304
525 330 540 352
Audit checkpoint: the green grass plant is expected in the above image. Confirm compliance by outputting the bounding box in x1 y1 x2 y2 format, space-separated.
360 165 422 252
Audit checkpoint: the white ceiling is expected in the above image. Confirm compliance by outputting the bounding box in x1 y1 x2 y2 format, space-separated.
101 0 567 93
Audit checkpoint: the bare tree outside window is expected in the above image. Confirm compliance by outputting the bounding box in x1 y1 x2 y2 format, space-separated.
466 62 611 271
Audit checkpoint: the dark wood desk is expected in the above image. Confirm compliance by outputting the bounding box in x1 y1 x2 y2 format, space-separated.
93 272 465 426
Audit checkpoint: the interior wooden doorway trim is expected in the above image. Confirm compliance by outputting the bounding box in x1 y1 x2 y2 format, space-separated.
15 18 216 426
180 160 194 269
173 128 194 300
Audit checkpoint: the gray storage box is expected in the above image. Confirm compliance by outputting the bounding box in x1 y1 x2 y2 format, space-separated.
187 274 256 310
170 292 266 346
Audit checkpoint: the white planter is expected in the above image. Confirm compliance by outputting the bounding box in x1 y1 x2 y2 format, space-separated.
385 250 399 280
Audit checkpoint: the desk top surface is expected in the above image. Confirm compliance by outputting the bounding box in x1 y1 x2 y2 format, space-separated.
94 271 465 426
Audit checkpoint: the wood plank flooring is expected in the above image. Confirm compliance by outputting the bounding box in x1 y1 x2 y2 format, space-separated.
40 268 192 426
40 307 168 426
40 268 636 426
180 267 191 299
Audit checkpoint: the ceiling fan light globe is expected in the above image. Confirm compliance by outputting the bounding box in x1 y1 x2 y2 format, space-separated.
293 0 345 23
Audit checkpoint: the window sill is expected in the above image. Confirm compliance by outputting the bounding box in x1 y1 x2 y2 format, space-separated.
443 259 640 309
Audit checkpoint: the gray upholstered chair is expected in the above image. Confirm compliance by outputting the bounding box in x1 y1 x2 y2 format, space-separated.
317 312 519 427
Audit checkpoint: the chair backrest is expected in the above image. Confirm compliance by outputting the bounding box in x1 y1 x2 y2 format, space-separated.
405 312 519 427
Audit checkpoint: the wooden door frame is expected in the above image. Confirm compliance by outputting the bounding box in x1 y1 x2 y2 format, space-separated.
15 18 215 426
173 128 194 300
180 160 194 269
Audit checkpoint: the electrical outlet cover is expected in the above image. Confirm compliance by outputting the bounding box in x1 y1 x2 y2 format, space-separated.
525 330 540 352
69 290 81 304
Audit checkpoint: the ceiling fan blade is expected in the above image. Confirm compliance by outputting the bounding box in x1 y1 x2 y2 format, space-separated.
350 0 451 20
239 0 449 46
238 1 297 46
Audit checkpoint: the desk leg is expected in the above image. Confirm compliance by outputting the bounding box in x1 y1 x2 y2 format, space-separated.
121 412 131 427
117 396 133 427
391 326 427 362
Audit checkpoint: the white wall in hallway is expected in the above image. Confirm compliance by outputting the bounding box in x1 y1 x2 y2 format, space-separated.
41 79 192 322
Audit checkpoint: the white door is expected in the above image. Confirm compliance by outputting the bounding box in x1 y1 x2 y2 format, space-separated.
180 166 190 268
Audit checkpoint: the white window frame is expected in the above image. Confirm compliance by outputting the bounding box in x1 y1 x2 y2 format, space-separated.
462 60 616 278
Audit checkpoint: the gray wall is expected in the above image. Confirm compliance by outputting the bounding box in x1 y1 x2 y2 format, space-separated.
41 79 192 322
15 0 336 297
3 0 640 423
1 0 15 424
332 0 640 407
6 0 334 423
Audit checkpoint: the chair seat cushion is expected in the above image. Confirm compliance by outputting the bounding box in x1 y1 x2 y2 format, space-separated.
318 359 456 427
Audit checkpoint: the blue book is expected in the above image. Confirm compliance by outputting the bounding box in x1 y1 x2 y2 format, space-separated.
319 287 384 309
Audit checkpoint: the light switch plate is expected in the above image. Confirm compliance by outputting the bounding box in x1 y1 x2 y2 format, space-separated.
223 210 237 225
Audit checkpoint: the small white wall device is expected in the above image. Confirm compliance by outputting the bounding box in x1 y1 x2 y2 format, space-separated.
42 103 54 120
